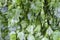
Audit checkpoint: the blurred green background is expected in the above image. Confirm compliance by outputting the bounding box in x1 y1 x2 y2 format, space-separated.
0 0 60 40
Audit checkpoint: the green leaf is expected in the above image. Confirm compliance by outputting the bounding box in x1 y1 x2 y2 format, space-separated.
53 31 60 40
